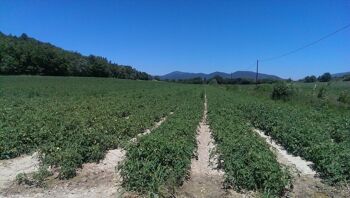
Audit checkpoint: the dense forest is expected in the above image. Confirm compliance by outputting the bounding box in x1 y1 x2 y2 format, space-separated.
0 32 151 79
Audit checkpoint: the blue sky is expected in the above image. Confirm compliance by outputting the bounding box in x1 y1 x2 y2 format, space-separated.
1 0 349 79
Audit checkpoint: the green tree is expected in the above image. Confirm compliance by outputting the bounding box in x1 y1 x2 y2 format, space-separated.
304 75 317 83
318 72 332 82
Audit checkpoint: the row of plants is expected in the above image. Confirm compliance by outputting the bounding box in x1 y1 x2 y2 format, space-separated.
223 83 350 184
240 100 350 184
0 76 196 178
206 87 290 197
119 89 204 196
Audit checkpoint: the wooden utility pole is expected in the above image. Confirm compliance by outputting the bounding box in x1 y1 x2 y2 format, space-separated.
256 59 259 86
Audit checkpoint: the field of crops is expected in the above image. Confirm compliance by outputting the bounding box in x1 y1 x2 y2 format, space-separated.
1 76 349 197
214 85 350 180
206 87 290 197
0 76 202 179
230 81 350 109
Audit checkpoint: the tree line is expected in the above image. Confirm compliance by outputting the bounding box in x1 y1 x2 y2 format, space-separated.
302 72 350 82
303 72 332 83
0 32 151 80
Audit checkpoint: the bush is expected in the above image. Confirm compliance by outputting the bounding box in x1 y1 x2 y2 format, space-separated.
16 173 34 186
271 82 294 101
304 75 317 83
344 75 350 81
318 72 332 82
16 167 52 187
317 87 327 99
338 91 350 104
209 78 218 85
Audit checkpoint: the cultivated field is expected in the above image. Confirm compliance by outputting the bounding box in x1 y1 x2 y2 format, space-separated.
0 76 349 197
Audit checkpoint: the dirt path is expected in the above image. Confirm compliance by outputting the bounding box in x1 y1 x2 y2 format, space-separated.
0 153 40 192
177 94 246 198
2 149 125 198
254 129 315 176
1 114 171 198
254 129 349 197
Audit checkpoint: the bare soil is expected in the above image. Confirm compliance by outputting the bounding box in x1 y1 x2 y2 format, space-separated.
0 152 39 193
0 114 170 198
177 95 249 198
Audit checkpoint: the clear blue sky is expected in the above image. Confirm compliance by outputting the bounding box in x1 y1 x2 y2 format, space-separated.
1 0 349 79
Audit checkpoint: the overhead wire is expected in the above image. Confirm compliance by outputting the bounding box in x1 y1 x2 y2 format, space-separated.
259 23 350 62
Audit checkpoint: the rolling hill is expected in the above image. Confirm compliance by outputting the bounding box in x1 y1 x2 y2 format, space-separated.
332 72 350 78
160 71 282 80
0 32 150 79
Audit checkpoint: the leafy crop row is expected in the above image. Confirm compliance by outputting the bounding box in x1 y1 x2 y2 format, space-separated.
0 76 198 178
206 87 290 197
119 89 204 196
240 101 350 184
221 84 350 184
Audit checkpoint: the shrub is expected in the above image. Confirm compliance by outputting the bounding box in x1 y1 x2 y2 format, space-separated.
15 167 52 187
304 75 317 83
318 72 332 82
209 78 218 85
338 91 350 104
317 87 327 99
271 82 293 101
344 75 350 81
16 173 34 186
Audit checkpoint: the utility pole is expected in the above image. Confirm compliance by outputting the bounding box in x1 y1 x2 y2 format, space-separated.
256 59 259 86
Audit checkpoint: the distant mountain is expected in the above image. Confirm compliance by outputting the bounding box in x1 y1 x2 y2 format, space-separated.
160 71 207 80
160 71 282 80
332 72 350 78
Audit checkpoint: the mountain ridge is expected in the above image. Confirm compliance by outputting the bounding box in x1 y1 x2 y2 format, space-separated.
332 72 350 78
160 71 282 80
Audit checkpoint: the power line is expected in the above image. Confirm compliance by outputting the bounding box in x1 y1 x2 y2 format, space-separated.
260 23 350 62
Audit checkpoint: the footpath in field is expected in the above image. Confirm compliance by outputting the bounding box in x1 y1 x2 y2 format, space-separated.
254 129 349 197
254 129 316 176
0 114 170 198
177 95 242 198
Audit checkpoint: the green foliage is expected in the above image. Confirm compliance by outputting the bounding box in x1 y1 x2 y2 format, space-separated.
318 72 332 82
207 85 350 189
207 87 290 196
344 75 350 81
0 33 150 79
241 99 350 184
119 89 203 195
0 76 198 179
317 86 327 99
3 75 349 196
209 78 218 85
16 173 33 186
271 82 294 101
338 91 350 104
16 166 52 187
304 75 317 83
